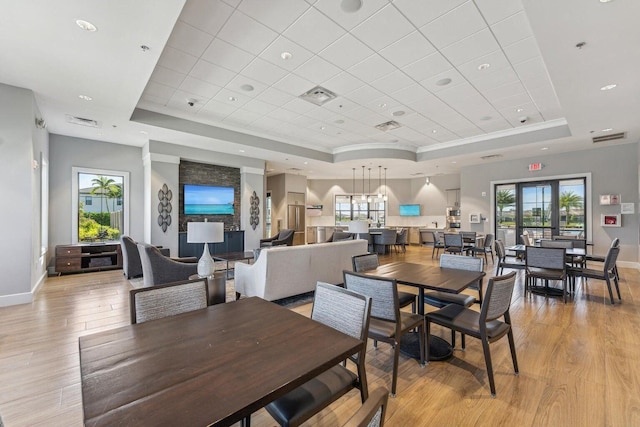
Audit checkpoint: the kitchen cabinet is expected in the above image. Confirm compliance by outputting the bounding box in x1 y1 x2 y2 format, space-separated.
446 188 460 207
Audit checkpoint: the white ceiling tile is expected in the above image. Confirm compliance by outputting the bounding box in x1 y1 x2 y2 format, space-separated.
351 4 414 51
452 127 484 138
348 55 396 83
527 84 562 116
190 60 236 86
402 52 451 81
437 82 485 107
290 115 317 127
420 69 465 93
179 76 222 99
318 34 374 69
483 81 527 102
324 98 360 114
294 56 342 85
150 66 186 88
272 73 315 96
201 39 255 72
387 126 426 141
419 2 486 49
490 11 533 47
225 75 268 97
283 8 346 52
391 84 432 105
221 0 241 7
267 108 300 121
513 57 552 90
345 85 384 104
260 36 314 71
217 11 279 55
303 106 337 121
237 0 309 33
243 99 277 115
313 0 388 30
367 96 405 115
440 28 500 66
167 21 215 57
321 72 365 96
506 112 543 127
168 90 207 113
140 93 170 106
157 47 199 75
503 37 541 65
397 112 433 128
223 109 263 126
179 0 235 35
371 71 416 95
392 0 468 28
281 98 319 115
456 49 511 81
476 117 511 133
213 88 251 107
241 58 289 85
255 87 295 106
379 31 436 69
474 0 523 26
490 92 533 109
472 66 519 92
144 81 176 100
497 102 537 120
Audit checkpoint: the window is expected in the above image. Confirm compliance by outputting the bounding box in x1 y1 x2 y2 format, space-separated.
72 167 129 243
335 195 385 227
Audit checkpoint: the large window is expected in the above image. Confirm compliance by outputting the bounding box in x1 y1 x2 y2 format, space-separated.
72 167 129 243
335 195 385 226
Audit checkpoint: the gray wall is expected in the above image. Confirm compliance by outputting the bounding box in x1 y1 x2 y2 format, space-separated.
461 143 639 262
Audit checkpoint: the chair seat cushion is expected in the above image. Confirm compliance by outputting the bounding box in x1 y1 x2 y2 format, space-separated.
423 291 476 308
397 291 416 308
501 259 525 269
369 312 423 339
585 254 605 262
427 304 509 339
567 267 605 280
265 365 357 426
527 267 565 280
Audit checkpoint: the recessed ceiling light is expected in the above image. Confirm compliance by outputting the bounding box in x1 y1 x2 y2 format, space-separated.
78 95 92 101
478 63 491 70
335 119 345 124
600 0 614 2
432 130 437 133
480 116 492 121
451 161 457 164
436 78 452 86
602 128 613 132
76 19 97 32
600 84 617 91
240 84 254 92
378 103 387 108
541 147 549 150
340 0 363 13
516 108 524 113
392 110 405 116
139 131 148 135
228 96 236 101
280 51 292 60
239 149 245 153
304 161 308 165
320 126 326 130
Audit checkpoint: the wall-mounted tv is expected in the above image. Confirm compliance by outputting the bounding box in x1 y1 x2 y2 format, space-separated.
184 184 234 215
399 204 421 216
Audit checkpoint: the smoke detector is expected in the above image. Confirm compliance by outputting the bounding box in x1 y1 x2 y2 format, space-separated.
299 86 337 106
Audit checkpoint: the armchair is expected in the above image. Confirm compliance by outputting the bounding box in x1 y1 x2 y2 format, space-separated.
137 243 198 287
121 236 169 279
260 229 295 247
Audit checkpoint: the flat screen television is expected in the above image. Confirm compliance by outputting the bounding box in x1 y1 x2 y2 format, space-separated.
399 204 421 216
184 184 234 215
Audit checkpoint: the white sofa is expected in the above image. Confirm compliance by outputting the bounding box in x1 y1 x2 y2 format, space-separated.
234 240 368 301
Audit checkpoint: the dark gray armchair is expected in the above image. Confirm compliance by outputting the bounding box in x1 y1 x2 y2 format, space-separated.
121 236 170 279
137 243 198 287
260 229 295 247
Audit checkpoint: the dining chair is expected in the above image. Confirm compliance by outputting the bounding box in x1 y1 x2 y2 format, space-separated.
443 233 464 255
467 233 494 264
343 271 425 397
342 387 389 427
460 231 477 251
351 254 416 313
373 229 397 255
585 238 620 281
525 246 568 303
494 240 525 275
394 228 408 253
520 234 533 247
568 246 621 304
265 282 372 427
426 271 519 397
129 278 209 324
431 231 446 259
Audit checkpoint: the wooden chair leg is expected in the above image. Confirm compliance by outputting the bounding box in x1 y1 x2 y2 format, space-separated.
481 338 496 397
391 342 400 397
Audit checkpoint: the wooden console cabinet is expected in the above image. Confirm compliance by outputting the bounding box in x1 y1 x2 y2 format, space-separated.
55 243 122 274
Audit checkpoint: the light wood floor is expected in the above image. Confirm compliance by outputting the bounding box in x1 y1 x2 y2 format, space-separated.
1 246 639 426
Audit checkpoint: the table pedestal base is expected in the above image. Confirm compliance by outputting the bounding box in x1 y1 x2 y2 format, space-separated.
400 332 453 361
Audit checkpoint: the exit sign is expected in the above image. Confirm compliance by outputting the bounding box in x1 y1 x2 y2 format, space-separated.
529 163 543 171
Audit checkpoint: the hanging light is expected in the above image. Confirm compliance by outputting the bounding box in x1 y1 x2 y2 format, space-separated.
377 166 383 199
361 166 366 200
351 168 357 205
367 168 372 203
383 167 388 201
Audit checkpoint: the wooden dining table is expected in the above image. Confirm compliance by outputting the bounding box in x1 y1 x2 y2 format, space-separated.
362 262 485 360
79 297 363 427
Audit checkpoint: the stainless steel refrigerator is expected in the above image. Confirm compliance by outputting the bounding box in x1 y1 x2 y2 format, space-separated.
287 204 306 245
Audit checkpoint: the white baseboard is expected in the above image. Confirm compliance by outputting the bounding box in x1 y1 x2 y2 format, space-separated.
0 272 47 307
617 260 640 270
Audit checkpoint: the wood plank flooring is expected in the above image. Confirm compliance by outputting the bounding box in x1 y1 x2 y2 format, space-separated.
0 245 639 426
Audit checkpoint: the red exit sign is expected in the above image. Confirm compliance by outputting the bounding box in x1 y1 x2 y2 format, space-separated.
529 163 543 171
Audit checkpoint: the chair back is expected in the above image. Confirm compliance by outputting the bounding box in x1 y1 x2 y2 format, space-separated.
520 234 532 246
431 231 442 244
377 229 397 245
460 231 476 243
333 231 355 242
129 278 208 324
312 282 371 344
480 271 517 322
552 235 577 240
121 236 142 279
342 387 389 427
343 271 398 323
277 229 295 245
604 246 620 272
483 233 494 249
525 246 566 270
494 239 506 259
539 239 573 249
352 253 380 272
395 229 408 244
444 233 463 248
440 253 484 272
611 237 620 248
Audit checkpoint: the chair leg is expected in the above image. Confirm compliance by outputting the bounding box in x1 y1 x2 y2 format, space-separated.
481 338 496 397
613 272 622 300
605 277 615 304
418 323 425 368
451 330 456 348
391 342 400 397
461 334 466 350
507 329 519 375
432 246 436 259
425 321 431 364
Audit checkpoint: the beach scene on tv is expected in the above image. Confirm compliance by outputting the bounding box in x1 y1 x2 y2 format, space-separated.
184 184 234 215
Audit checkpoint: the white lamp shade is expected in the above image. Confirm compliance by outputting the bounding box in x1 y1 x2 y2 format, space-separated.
348 220 369 234
187 222 224 243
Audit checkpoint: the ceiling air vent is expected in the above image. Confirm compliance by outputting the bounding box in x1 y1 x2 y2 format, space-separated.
287 167 302 172
375 120 401 132
592 132 626 143
480 154 503 160
66 114 100 128
299 86 337 106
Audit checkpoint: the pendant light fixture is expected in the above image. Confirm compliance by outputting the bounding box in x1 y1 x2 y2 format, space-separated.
377 166 383 199
367 168 372 203
383 168 388 201
361 166 366 200
352 167 356 205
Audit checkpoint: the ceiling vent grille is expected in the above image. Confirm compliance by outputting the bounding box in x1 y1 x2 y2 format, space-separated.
66 114 100 128
299 86 337 106
480 154 503 160
592 132 626 143
287 167 302 172
375 120 401 132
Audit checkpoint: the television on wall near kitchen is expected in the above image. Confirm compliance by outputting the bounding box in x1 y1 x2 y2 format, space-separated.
399 204 421 216
184 184 234 215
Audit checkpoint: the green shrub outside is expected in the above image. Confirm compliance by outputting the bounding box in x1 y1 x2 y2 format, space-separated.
86 212 111 226
79 216 120 241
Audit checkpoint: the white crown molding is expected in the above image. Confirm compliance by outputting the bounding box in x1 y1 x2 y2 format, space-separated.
241 166 264 176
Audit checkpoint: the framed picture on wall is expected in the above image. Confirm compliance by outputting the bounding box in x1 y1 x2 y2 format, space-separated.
601 214 621 227
469 213 481 224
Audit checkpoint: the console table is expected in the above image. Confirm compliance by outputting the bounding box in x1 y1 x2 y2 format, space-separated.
55 243 122 274
178 230 244 257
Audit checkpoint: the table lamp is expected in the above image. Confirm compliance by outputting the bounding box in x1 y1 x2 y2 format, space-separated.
348 220 369 238
187 221 224 277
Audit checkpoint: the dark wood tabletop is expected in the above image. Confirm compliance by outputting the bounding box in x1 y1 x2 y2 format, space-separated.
79 297 362 427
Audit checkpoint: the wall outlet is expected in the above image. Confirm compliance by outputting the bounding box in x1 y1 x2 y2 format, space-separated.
481 191 486 197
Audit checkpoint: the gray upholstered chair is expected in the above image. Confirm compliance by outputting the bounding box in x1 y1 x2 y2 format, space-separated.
394 228 408 253
430 231 445 259
525 246 568 303
265 282 372 427
459 231 477 251
129 278 209 324
332 231 355 241
443 233 464 255
373 229 396 255
344 270 425 397
494 240 525 275
568 246 621 304
342 387 389 427
260 229 295 247
351 253 416 313
137 243 198 287
121 236 170 279
467 233 494 264
585 237 620 282
426 271 519 397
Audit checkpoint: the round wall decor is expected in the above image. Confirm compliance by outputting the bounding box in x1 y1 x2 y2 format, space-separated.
250 190 260 230
157 183 172 232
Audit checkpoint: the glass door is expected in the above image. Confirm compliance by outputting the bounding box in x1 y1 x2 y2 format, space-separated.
518 181 558 241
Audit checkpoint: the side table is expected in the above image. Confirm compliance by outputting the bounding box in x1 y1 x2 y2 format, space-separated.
189 272 227 305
